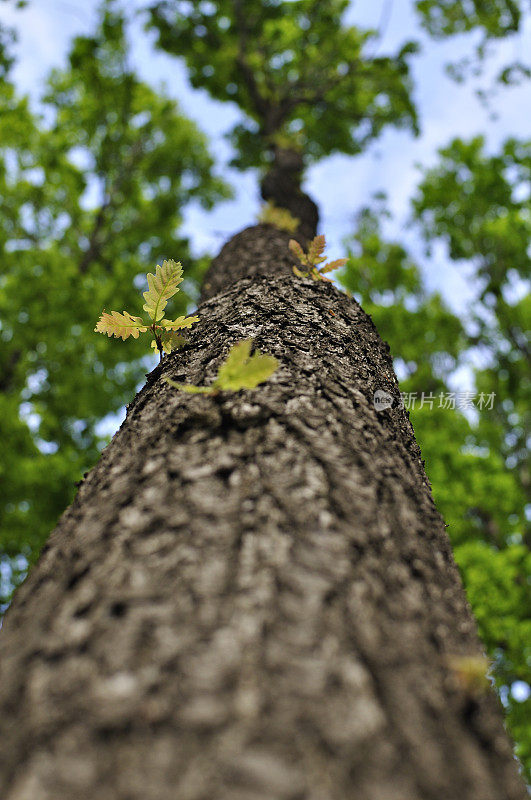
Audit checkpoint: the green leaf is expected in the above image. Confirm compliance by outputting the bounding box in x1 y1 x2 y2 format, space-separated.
94 310 148 340
217 338 252 374
216 340 278 391
289 238 307 265
153 330 187 354
0 0 231 615
320 258 348 274
165 378 215 394
142 259 184 322
307 234 326 265
146 0 418 170
160 314 199 330
166 340 278 395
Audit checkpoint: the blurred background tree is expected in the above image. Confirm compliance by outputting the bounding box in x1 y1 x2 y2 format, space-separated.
0 0 529 780
0 1 230 601
415 0 531 86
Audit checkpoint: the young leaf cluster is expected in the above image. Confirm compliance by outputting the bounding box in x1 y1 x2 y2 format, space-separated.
258 201 299 233
289 235 347 281
446 655 491 695
166 340 278 395
95 259 198 360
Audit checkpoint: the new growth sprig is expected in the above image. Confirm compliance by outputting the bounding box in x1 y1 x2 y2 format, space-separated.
258 201 299 233
166 340 278 395
289 235 347 281
95 259 198 361
446 655 491 696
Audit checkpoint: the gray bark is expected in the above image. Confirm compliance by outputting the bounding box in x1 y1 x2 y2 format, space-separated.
0 225 525 800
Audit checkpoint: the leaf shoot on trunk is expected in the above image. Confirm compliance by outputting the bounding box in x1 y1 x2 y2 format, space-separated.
166 340 278 395
95 259 199 361
258 201 299 233
289 235 347 281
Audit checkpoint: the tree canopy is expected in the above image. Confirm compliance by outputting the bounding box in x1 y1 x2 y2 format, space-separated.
415 0 531 85
416 0 526 39
146 0 418 168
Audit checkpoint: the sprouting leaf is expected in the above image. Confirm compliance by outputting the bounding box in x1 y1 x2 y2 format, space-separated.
307 234 326 264
165 380 214 394
289 238 306 264
289 235 347 281
258 201 299 233
142 259 184 322
95 258 197 362
217 338 252 375
94 310 148 340
319 258 348 273
447 655 491 694
153 329 187 354
217 342 278 391
165 340 278 395
160 315 199 330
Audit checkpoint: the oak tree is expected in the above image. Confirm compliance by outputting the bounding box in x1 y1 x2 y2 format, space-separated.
0 0 528 796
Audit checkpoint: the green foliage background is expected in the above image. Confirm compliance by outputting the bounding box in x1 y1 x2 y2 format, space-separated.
0 0 529 781
0 3 230 593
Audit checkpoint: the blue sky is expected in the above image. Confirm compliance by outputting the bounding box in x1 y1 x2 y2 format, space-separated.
2 0 530 314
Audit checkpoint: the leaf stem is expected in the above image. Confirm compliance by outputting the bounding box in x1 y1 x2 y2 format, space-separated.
152 323 164 362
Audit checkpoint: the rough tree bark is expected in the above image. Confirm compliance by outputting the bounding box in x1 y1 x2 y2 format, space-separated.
0 208 526 799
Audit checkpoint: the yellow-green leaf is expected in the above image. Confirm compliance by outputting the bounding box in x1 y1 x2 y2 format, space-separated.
142 259 183 322
165 341 278 395
159 329 187 354
259 201 299 233
320 258 348 274
289 238 307 265
307 234 326 265
218 339 252 373
160 315 199 330
292 265 307 278
447 655 491 694
216 340 278 391
95 310 148 340
165 378 215 394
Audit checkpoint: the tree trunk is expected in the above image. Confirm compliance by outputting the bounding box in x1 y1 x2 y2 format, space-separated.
0 224 525 800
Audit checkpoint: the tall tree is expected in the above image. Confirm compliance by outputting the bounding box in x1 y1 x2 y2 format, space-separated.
147 0 418 239
0 2 230 605
0 1 527 796
0 224 527 799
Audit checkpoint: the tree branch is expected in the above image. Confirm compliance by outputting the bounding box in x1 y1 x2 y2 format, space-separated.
232 0 270 122
0 349 21 394
78 136 146 274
